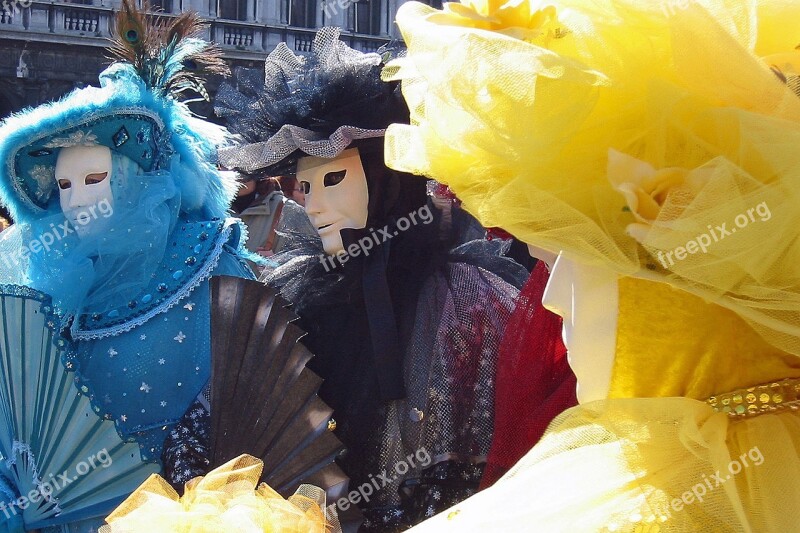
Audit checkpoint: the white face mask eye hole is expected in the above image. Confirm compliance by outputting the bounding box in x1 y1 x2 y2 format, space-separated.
300 181 311 194
323 170 346 187
85 172 109 185
58 179 72 190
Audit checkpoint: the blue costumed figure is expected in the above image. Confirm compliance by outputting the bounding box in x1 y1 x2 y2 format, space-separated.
0 2 253 531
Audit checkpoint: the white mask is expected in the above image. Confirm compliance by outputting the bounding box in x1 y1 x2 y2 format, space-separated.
297 148 369 256
541 253 618 404
55 145 115 238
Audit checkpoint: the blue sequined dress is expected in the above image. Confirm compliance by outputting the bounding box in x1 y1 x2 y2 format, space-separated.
67 218 252 463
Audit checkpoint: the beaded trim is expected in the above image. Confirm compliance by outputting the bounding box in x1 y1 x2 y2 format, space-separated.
72 218 238 340
706 378 800 418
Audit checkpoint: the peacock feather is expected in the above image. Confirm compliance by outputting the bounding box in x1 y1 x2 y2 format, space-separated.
108 0 229 101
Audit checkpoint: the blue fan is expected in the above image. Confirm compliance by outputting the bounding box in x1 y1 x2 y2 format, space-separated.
0 285 159 530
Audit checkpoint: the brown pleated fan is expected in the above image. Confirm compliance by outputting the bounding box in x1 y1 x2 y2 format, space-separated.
209 276 348 501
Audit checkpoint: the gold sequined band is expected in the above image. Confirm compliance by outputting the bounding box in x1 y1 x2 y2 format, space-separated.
706 378 800 418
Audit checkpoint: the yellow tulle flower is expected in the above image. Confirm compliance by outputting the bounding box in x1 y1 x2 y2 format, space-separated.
606 150 702 244
609 151 690 224
101 455 334 533
426 0 559 42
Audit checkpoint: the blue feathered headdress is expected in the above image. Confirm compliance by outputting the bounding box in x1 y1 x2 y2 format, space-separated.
0 0 237 223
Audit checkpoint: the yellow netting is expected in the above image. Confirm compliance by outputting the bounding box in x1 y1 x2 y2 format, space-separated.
383 0 800 356
101 455 337 532
409 396 800 532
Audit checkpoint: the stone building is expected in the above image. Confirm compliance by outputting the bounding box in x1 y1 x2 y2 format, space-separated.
0 0 417 119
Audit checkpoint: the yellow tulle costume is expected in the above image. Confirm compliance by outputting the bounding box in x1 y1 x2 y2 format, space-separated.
101 455 338 532
383 0 800 531
384 0 800 357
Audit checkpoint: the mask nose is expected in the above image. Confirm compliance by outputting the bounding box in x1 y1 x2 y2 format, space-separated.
303 184 328 221
67 182 93 210
541 254 574 322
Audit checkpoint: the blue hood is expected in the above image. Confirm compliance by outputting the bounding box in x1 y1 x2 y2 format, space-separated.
0 61 237 224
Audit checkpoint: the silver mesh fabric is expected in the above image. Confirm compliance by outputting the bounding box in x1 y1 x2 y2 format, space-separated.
367 263 518 509
218 125 386 173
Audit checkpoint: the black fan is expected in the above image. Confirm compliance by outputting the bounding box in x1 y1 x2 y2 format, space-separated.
209 276 348 500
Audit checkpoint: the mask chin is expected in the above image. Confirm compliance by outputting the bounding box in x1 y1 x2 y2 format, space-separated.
65 206 113 238
319 230 345 257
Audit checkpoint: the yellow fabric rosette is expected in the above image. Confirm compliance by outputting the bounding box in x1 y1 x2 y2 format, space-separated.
101 455 336 532
383 0 800 357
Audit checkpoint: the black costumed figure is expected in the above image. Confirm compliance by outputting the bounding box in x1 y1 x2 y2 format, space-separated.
209 28 529 531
